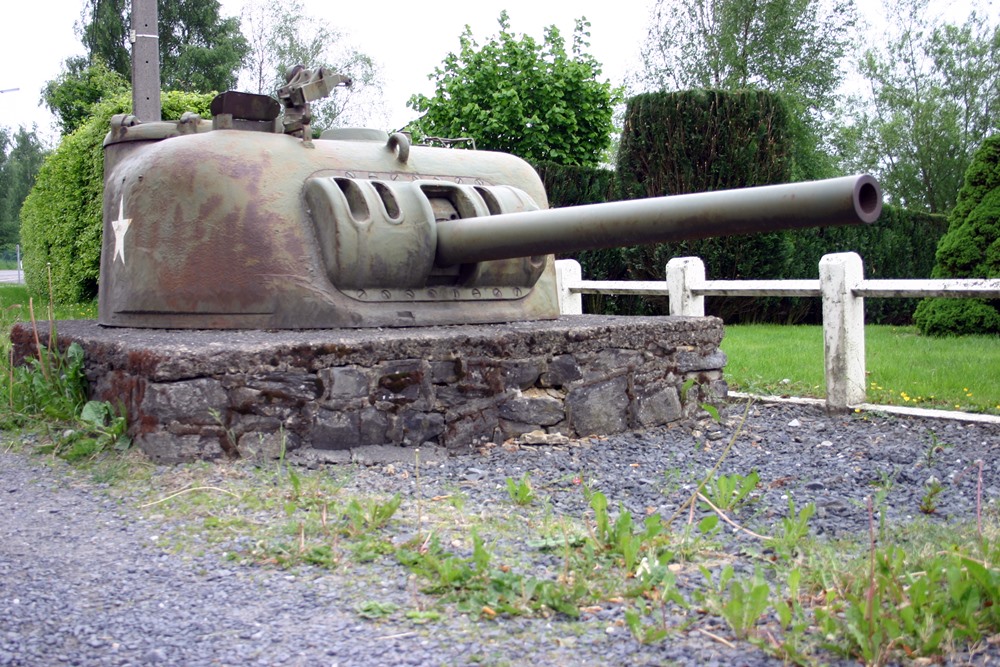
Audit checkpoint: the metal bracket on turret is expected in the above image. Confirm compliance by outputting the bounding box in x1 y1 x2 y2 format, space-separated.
277 65 352 148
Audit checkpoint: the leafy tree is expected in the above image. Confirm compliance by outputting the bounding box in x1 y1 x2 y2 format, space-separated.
78 0 249 93
840 1 999 213
0 127 12 249
407 12 620 168
238 0 386 130
41 57 130 136
635 0 858 179
0 126 48 250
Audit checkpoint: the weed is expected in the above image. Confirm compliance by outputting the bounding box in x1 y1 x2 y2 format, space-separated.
405 610 441 624
679 377 722 422
711 565 771 640
588 491 669 573
624 558 687 644
700 470 759 512
344 494 402 536
48 400 131 461
762 567 813 662
5 338 87 424
924 431 953 465
765 498 816 560
919 477 944 514
505 472 535 506
357 600 399 619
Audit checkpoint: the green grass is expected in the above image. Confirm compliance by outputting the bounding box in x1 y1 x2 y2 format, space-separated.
722 324 1000 414
50 451 1000 667
0 285 98 329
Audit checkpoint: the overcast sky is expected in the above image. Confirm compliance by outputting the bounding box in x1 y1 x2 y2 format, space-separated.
0 0 650 143
0 0 985 145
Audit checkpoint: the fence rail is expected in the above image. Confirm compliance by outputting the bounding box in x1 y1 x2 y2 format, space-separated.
555 252 1000 411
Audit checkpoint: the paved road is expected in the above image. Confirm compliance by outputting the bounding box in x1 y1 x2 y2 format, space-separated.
0 270 24 284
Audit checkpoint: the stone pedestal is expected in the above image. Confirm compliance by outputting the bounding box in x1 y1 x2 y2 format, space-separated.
12 316 726 463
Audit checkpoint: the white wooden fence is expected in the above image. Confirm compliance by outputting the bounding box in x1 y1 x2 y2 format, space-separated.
555 252 1000 410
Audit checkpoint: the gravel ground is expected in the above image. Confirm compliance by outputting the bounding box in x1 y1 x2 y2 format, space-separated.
3 400 1000 667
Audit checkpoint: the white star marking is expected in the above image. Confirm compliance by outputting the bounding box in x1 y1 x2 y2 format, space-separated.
112 195 132 265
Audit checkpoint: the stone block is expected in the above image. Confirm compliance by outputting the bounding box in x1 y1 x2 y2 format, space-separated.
499 359 544 390
393 411 446 445
581 349 646 377
456 358 505 396
444 404 500 451
634 386 682 427
244 372 320 403
237 429 299 460
539 354 581 387
374 360 431 409
229 413 284 435
140 378 227 425
359 408 390 446
499 392 565 426
21 316 726 463
320 366 370 401
311 409 359 450
676 350 728 373
228 386 263 411
138 432 226 463
566 375 629 435
499 419 538 440
430 360 460 384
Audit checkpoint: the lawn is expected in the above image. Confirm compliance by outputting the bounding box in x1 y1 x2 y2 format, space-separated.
0 285 98 325
722 323 1000 415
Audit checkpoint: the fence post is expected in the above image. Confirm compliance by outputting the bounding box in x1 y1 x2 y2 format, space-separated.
666 257 705 316
820 252 866 410
554 259 583 314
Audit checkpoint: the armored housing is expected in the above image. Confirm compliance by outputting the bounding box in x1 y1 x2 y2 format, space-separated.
99 88 880 329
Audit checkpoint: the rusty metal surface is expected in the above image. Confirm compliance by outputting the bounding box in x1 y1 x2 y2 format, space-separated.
99 99 881 330
99 124 556 329
209 91 280 121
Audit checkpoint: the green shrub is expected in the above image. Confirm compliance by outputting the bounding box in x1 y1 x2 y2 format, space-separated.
20 91 215 302
536 100 945 324
534 161 615 208
914 135 1000 336
912 297 1000 337
616 89 794 199
783 206 947 324
613 89 795 320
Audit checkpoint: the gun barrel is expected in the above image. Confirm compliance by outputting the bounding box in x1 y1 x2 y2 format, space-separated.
434 174 881 267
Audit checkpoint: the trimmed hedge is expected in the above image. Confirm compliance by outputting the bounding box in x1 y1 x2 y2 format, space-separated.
914 135 1000 336
20 91 215 303
614 89 795 321
616 89 793 198
535 91 946 324
783 206 947 324
533 161 622 313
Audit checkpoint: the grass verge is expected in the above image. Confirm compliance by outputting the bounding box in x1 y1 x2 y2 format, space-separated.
19 438 996 667
1 283 123 458
722 324 1000 414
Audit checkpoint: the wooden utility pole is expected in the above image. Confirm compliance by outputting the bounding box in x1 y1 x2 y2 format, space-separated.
131 0 161 122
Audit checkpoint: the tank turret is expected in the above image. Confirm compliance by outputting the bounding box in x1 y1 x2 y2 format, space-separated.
98 69 881 329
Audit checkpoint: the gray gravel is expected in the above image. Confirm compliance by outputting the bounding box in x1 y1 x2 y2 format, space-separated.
3 401 1000 666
